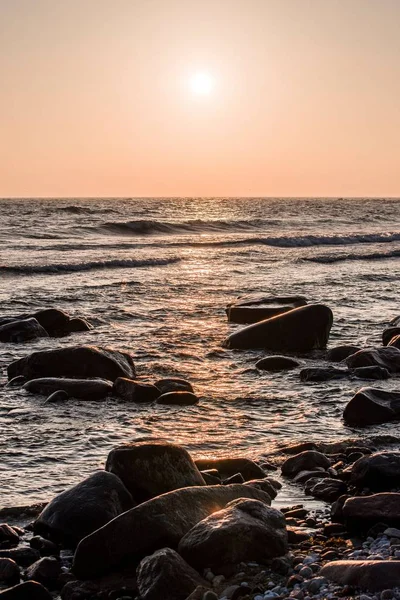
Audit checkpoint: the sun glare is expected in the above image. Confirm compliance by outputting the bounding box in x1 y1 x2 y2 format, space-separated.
190 72 214 96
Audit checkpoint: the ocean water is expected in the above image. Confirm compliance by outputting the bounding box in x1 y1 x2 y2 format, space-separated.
1 197 400 507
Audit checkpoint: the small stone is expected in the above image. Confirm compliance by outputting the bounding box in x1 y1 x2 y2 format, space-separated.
212 575 225 587
381 590 394 600
306 576 327 594
299 566 312 579
202 592 218 600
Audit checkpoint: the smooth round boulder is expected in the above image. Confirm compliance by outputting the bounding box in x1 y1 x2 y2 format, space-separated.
255 356 300 371
24 378 113 401
343 387 400 426
0 318 48 343
34 471 133 546
67 317 92 333
113 378 160 403
223 304 333 351
342 493 400 529
31 309 71 336
281 451 330 478
349 452 400 491
326 345 361 362
25 556 61 590
346 346 400 373
156 391 199 405
178 498 288 568
105 441 206 502
154 378 194 394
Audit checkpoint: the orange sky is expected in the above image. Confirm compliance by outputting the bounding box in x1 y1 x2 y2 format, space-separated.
1 0 400 197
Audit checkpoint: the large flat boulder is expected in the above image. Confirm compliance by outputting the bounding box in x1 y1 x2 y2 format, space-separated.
73 484 271 579
23 378 113 401
178 498 287 568
105 441 206 502
34 471 133 547
8 345 136 382
342 493 400 529
320 560 400 592
346 346 400 373
223 304 333 351
349 452 400 491
343 387 400 426
0 318 48 343
226 295 307 325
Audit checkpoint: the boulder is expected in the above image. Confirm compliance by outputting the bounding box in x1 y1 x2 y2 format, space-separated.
382 327 400 346
156 391 199 405
255 356 300 371
0 548 40 567
281 451 330 478
326 345 361 362
24 378 113 401
105 441 206 502
60 571 138 600
343 387 400 426
349 452 400 491
67 318 92 333
194 457 266 481
346 346 400 373
245 478 278 499
306 478 347 502
388 335 400 349
154 378 194 393
352 366 390 380
0 581 52 599
0 318 48 343
0 525 19 548
223 304 333 351
320 560 400 592
34 471 133 546
8 345 136 382
25 556 61 589
226 295 307 324
31 309 72 336
73 484 271 579
300 367 348 382
0 558 19 585
342 493 400 528
113 378 160 402
178 499 287 569
136 548 207 600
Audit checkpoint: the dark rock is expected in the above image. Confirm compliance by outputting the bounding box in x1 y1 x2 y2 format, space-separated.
24 377 113 401
0 548 40 567
0 525 19 548
320 560 400 591
8 345 136 382
323 522 347 536
0 558 19 584
222 473 245 485
346 346 400 373
349 452 400 491
343 387 400 426
294 469 327 484
178 498 287 568
343 493 400 528
113 378 160 402
388 335 400 349
32 309 72 336
105 441 206 502
73 484 271 579
156 391 199 405
30 536 59 557
5 376 26 388
287 528 311 544
255 356 300 371
0 581 52 599
67 317 92 333
226 295 307 324
34 471 133 546
136 548 207 600
194 458 266 481
223 304 333 351
154 378 194 393
245 478 278 499
300 367 348 382
60 571 138 600
25 556 61 589
281 451 330 478
382 327 400 346
45 390 69 404
202 473 221 485
281 441 318 454
326 345 361 362
0 318 48 343
352 366 390 380
306 478 347 502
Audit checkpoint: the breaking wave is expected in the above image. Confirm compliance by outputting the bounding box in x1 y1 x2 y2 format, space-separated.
0 257 182 275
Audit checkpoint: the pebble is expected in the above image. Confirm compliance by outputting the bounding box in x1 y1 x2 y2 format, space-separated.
381 591 394 600
298 566 312 579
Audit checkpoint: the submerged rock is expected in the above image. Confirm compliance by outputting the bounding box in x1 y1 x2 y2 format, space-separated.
300 366 348 382
154 378 194 393
113 377 160 403
349 452 400 491
24 378 113 401
178 498 287 568
255 355 300 371
73 484 271 579
343 387 400 426
105 441 206 502
326 345 361 362
346 346 400 373
223 304 333 351
321 560 400 591
8 345 136 382
34 471 133 546
0 318 48 343
156 391 199 405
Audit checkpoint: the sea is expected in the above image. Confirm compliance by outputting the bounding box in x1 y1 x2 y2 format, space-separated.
1 197 400 508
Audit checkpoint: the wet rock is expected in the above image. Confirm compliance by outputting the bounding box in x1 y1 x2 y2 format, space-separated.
31 309 73 336
179 498 287 569
281 441 318 454
0 318 48 343
0 558 19 585
255 356 300 371
45 390 69 404
30 536 59 557
73 484 271 579
137 548 207 600
154 378 194 393
281 451 330 478
24 377 113 401
60 571 138 600
349 452 400 491
0 548 40 567
4 376 26 388
306 478 347 502
113 377 160 402
343 387 400 426
201 473 221 485
226 295 307 324
388 335 400 349
293 469 327 484
320 560 400 591
346 346 400 373
105 441 206 502
194 458 266 481
382 327 400 346
0 525 19 548
8 345 136 382
25 556 61 589
222 473 244 485
300 366 348 382
352 366 390 380
34 471 133 546
0 581 52 599
67 317 92 333
156 391 199 405
343 493 400 528
245 478 278 499
326 345 361 362
223 304 333 351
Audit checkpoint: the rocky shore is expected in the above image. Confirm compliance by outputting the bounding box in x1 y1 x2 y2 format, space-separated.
1 300 400 599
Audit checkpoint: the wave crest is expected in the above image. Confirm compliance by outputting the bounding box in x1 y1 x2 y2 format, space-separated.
1 257 181 275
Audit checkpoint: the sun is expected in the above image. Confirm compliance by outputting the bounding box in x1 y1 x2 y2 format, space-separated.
190 72 214 95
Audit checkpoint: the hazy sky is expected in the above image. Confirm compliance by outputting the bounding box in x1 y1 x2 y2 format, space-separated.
1 0 400 197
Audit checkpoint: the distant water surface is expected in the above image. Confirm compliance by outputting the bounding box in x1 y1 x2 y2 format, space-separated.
1 197 400 506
